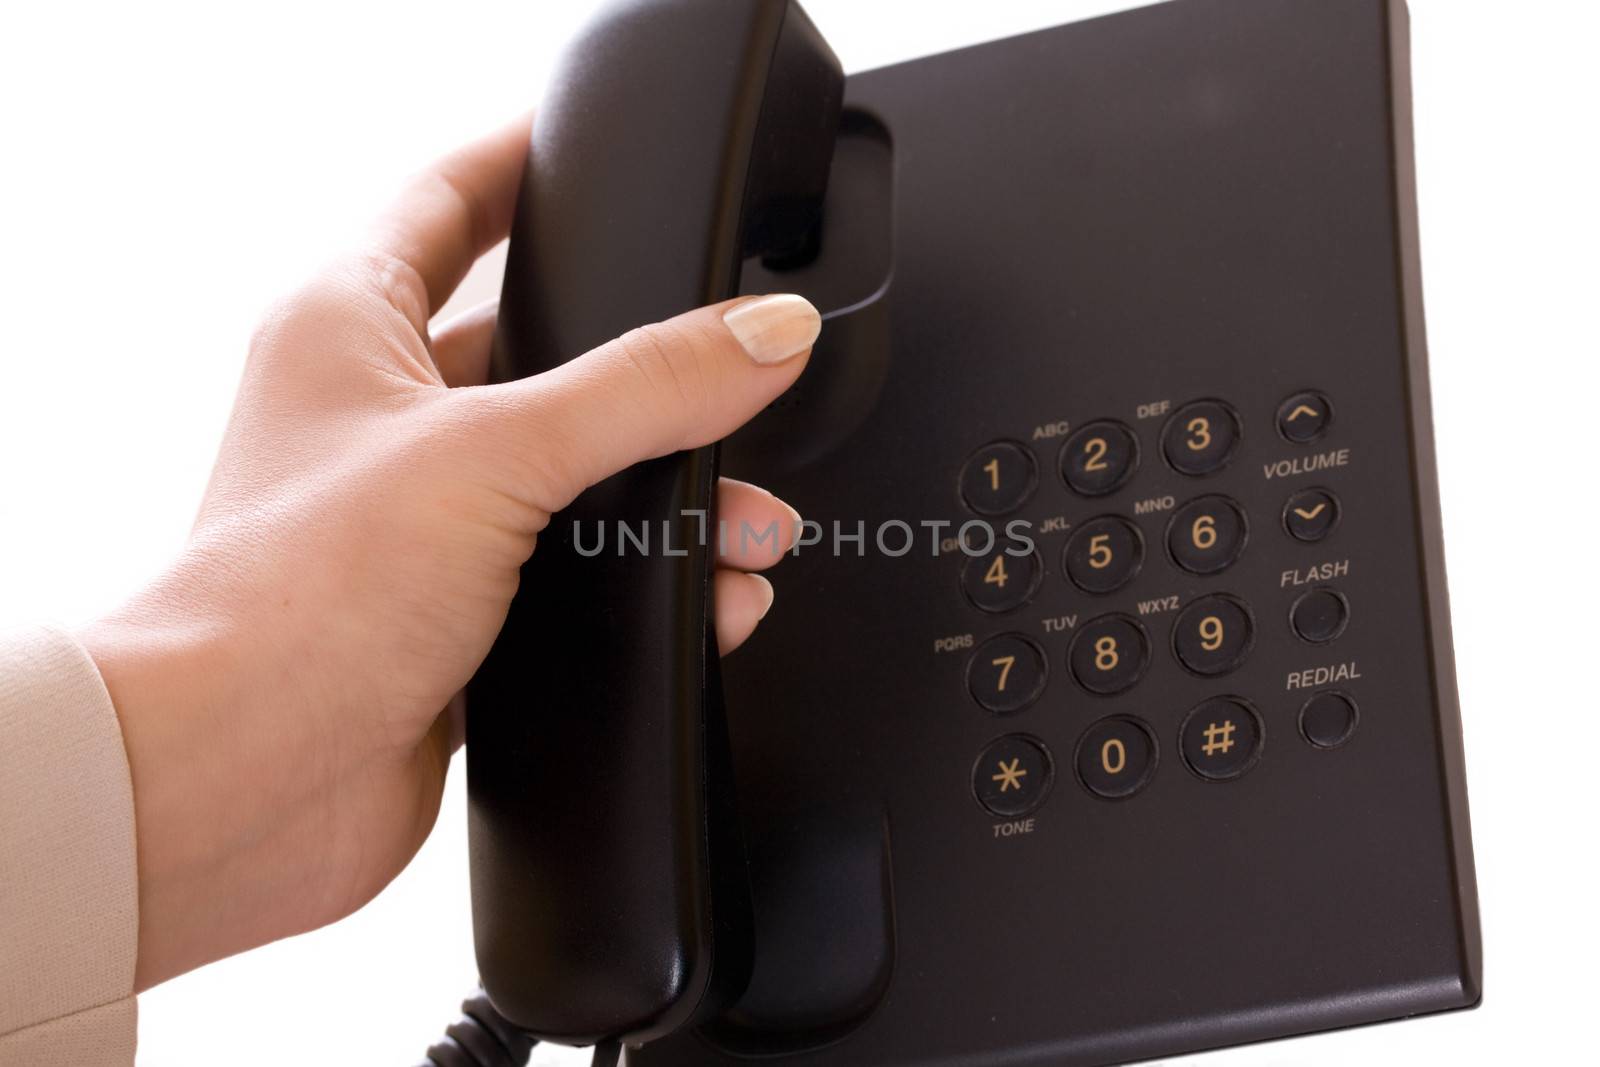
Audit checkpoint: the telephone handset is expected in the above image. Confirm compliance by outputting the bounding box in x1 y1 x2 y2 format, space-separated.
465 0 841 1050
463 0 1482 1065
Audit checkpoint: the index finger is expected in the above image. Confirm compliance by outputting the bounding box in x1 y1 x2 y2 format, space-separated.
365 113 531 325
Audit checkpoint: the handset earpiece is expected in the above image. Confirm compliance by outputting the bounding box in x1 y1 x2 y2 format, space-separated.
466 0 841 1049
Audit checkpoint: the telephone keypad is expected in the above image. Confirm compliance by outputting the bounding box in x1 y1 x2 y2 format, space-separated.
961 441 1037 515
1068 614 1150 695
1179 698 1265 782
1075 717 1159 800
967 634 1047 714
961 542 1043 614
1063 516 1143 594
1162 399 1241 475
1167 495 1249 575
956 394 1351 806
1172 595 1255 677
1290 587 1350 644
1060 420 1139 497
973 734 1053 817
1277 390 1333 443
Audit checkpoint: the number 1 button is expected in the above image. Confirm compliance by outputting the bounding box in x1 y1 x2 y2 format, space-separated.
961 441 1037 515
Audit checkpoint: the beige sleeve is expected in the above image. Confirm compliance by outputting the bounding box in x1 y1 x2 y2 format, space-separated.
1 627 138 1066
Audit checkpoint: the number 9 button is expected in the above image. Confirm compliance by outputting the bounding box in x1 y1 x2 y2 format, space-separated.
1172 594 1255 676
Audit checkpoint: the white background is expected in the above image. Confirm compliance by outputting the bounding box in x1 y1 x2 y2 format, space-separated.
2 1 1596 1063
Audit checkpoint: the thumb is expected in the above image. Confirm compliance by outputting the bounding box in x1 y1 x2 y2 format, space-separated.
468 293 819 511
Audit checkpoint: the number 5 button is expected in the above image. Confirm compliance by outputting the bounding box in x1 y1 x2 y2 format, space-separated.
967 634 1047 714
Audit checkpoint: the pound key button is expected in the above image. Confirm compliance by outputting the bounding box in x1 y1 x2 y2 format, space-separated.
961 441 1038 516
1277 391 1333 443
973 734 1053 817
1076 716 1159 800
1179 697 1265 782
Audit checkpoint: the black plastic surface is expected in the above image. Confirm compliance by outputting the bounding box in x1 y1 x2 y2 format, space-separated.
635 0 1480 1062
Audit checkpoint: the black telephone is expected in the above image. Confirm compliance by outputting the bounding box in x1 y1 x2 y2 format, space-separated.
458 0 1482 1064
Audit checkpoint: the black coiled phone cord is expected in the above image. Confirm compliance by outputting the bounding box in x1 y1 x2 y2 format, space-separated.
418 987 620 1067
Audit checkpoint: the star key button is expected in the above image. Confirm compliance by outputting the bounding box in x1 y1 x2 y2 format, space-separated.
1277 391 1333 443
972 735 1053 817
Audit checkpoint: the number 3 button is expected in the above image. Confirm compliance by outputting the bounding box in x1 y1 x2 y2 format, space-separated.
967 634 1047 714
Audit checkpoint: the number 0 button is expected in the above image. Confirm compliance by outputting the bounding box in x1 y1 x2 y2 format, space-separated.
1076 717 1158 800
961 441 1037 516
1069 614 1150 695
962 542 1043 614
1163 399 1241 476
967 634 1047 714
1167 495 1248 575
1060 421 1139 497
1064 516 1144 594
1172 594 1255 676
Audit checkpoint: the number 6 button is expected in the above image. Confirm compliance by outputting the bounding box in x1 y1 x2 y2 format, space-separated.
1167 495 1248 575
967 634 1047 714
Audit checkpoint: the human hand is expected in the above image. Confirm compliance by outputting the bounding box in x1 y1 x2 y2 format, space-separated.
78 116 819 990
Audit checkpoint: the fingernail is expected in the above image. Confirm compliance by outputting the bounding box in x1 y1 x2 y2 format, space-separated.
750 573 775 620
723 294 821 365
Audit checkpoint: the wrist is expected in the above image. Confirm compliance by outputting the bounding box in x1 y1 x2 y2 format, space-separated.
79 586 285 989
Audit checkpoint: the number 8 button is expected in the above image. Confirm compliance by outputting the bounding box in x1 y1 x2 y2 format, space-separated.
1069 614 1150 695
